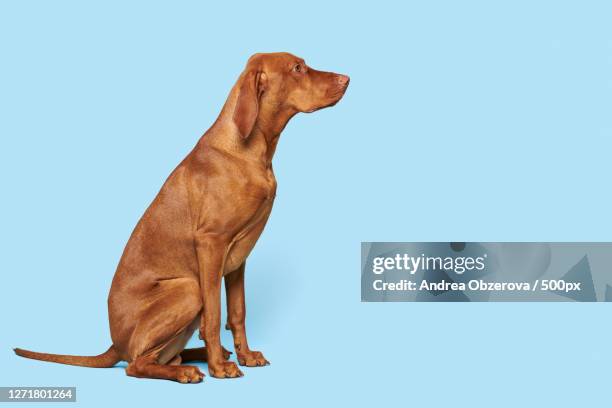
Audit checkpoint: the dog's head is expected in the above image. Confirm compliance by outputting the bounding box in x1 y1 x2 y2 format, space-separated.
233 52 349 139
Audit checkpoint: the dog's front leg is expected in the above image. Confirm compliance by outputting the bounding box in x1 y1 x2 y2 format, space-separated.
225 263 270 367
196 232 243 378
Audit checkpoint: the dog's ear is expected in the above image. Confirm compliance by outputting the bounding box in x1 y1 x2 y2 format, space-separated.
233 70 266 140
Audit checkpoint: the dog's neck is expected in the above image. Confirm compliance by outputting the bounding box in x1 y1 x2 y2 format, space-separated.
250 105 296 165
204 99 296 168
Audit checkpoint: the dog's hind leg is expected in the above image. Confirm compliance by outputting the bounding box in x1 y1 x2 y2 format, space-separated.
125 278 204 383
126 355 204 383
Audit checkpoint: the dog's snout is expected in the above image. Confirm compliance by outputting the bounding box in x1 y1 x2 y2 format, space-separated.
337 74 350 86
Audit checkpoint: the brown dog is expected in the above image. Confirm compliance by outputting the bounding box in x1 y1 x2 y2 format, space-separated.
15 52 349 382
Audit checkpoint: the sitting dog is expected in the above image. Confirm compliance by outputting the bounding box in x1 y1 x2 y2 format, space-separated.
15 52 349 382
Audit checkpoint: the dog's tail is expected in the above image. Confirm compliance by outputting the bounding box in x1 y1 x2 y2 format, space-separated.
14 345 120 368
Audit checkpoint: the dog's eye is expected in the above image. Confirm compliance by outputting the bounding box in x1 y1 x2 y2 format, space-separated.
293 64 302 73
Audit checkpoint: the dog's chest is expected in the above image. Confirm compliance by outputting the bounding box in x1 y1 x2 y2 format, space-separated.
222 167 276 274
224 197 274 274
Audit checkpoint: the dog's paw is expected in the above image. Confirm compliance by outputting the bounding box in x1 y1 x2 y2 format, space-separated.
176 365 205 384
237 350 270 367
208 361 243 378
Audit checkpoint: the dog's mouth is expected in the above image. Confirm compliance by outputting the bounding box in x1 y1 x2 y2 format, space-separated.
305 82 349 113
329 80 350 98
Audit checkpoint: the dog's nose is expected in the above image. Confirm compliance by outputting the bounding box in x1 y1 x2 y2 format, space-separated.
337 74 350 86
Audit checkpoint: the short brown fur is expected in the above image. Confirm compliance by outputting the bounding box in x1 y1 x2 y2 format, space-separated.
15 52 349 382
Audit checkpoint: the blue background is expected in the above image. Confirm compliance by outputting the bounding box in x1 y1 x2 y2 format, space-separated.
1 1 611 406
